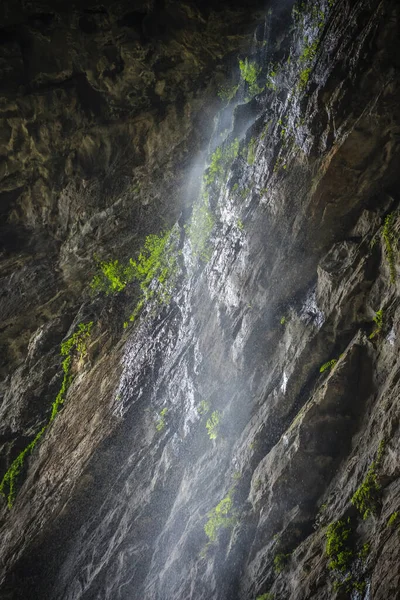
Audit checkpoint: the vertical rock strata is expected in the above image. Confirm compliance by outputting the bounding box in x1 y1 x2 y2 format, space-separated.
0 0 399 599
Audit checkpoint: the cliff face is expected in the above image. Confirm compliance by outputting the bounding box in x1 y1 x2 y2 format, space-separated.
0 0 399 599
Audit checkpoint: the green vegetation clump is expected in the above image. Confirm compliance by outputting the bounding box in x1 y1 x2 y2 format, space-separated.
326 518 353 571
156 408 168 432
92 229 180 325
218 84 239 103
299 67 312 90
387 511 399 528
280 316 286 325
256 594 274 600
204 492 236 542
369 309 384 339
239 58 263 98
206 410 221 440
127 229 180 324
382 213 397 283
197 400 210 416
351 440 385 520
204 139 240 187
91 259 127 295
319 359 337 373
299 40 318 63
0 322 93 508
186 193 215 263
247 137 257 166
274 552 291 574
358 543 370 561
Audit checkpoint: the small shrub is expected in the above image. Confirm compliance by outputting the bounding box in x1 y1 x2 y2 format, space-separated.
369 309 384 339
206 411 221 440
274 552 291 574
351 441 385 520
90 259 127 295
204 139 240 187
239 58 263 98
326 519 353 572
204 492 236 542
280 316 286 325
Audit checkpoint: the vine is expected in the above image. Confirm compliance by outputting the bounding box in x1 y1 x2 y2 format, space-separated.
0 322 93 508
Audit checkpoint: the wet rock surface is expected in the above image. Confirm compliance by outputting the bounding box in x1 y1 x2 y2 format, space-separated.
0 0 399 599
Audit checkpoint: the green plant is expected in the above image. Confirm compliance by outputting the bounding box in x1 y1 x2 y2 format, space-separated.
218 84 239 103
237 219 244 231
326 518 353 572
369 309 384 339
274 552 291 574
351 441 385 520
256 594 274 600
299 40 318 63
204 139 240 187
358 543 370 560
298 67 312 89
387 511 399 528
127 229 180 323
204 492 237 542
247 137 257 165
382 213 397 283
239 58 263 98
156 407 168 432
186 193 215 263
197 400 210 416
280 316 286 325
90 259 127 295
319 359 337 373
0 322 93 508
206 410 221 440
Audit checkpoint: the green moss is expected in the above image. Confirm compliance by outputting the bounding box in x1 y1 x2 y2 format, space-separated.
186 193 215 263
204 492 237 542
387 511 399 528
91 229 180 325
351 441 385 519
218 84 239 103
247 137 257 166
369 309 384 339
197 400 210 416
274 552 291 574
90 259 127 295
204 139 240 187
256 594 274 600
156 407 168 432
326 518 353 572
319 359 337 373
358 542 370 560
0 322 93 508
239 58 263 99
127 229 180 323
206 410 221 440
298 67 312 89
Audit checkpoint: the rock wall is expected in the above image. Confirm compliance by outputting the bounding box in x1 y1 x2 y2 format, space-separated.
0 0 399 599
